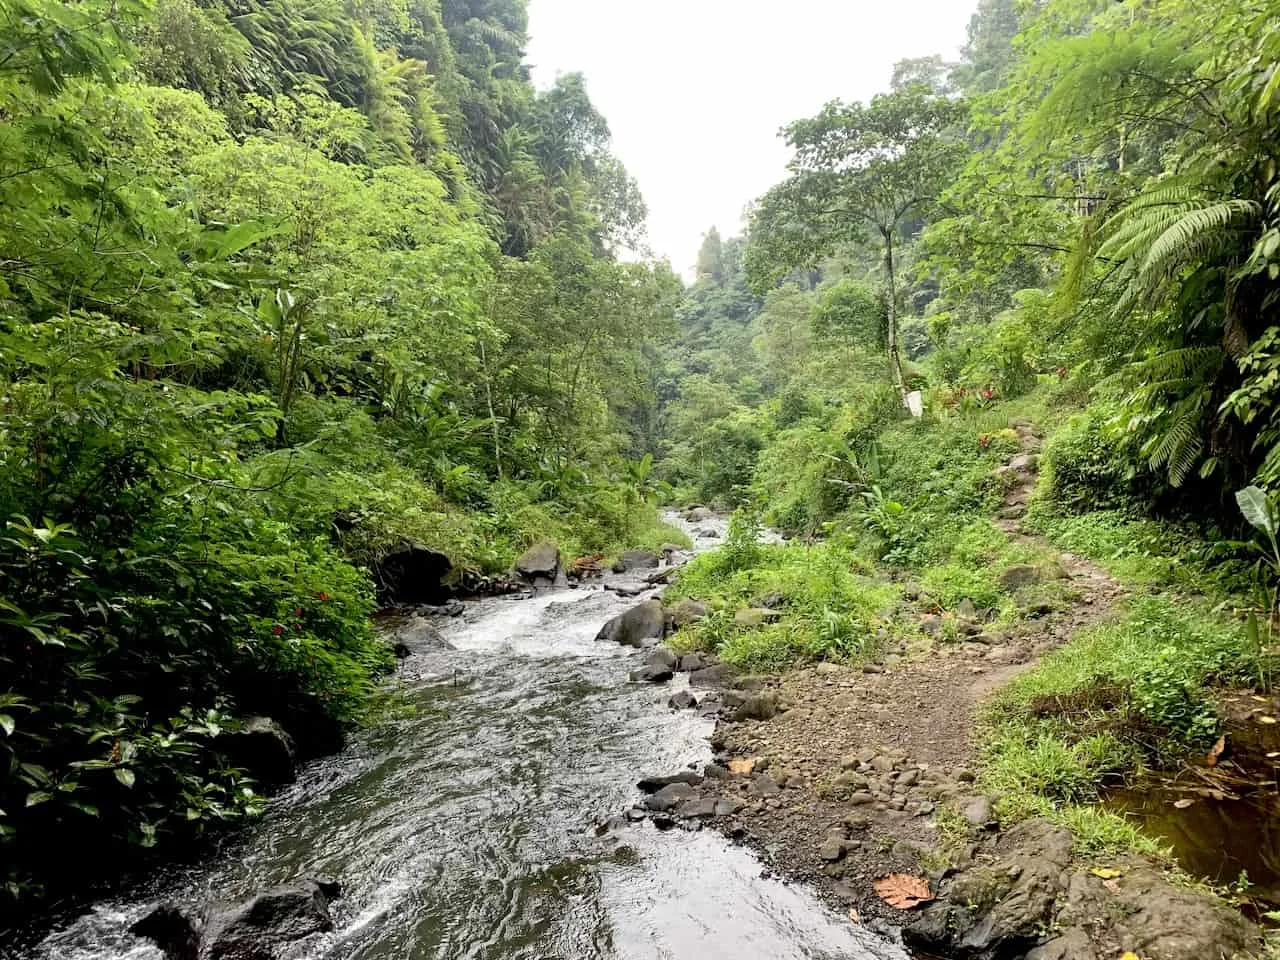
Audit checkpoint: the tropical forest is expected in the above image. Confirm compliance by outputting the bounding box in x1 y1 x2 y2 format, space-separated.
3 1 1280 959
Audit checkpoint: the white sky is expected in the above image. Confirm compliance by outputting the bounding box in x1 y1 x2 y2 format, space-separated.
526 0 976 277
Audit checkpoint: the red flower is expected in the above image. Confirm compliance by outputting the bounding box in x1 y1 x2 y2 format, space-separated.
294 623 303 632
272 625 284 636
316 592 330 601
981 389 995 400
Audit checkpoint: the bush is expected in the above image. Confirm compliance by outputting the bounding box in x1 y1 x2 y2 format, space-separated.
1041 411 1149 513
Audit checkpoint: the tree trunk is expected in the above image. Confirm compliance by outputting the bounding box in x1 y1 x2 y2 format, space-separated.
882 228 908 404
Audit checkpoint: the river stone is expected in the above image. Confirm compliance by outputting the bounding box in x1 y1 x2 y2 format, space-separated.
669 600 709 630
374 542 452 605
647 648 678 671
1025 929 1098 960
629 665 674 684
617 550 660 571
688 663 736 688
643 782 697 812
818 840 845 862
676 797 719 819
132 878 341 960
638 771 703 793
685 506 714 521
224 717 296 789
668 690 698 710
596 600 666 647
677 650 714 672
514 541 560 583
714 799 744 816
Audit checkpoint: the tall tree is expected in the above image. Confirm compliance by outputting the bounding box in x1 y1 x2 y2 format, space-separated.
745 85 967 401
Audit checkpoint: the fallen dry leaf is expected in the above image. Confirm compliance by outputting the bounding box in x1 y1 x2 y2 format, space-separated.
1103 878 1122 894
873 873 933 910
728 758 758 776
1173 798 1196 810
1259 716 1278 725
1267 751 1280 759
1207 734 1227 766
847 908 861 924
1090 867 1123 879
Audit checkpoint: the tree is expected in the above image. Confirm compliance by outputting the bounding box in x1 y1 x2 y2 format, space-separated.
745 85 968 402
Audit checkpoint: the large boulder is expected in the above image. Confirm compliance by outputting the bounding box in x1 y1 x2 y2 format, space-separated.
131 878 342 960
374 542 452 605
514 541 562 587
223 717 295 789
668 599 708 629
616 550 660 571
596 600 666 648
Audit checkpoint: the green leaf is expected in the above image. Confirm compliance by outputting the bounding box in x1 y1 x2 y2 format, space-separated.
1237 486 1278 537
114 768 136 788
25 791 50 807
0 714 14 737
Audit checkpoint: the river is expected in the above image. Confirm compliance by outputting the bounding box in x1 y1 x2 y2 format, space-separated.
8 518 904 960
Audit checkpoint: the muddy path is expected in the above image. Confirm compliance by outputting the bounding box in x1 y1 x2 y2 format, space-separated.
627 422 1261 959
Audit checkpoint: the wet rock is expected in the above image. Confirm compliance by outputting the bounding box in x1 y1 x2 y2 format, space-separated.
514 541 561 586
697 528 720 539
625 807 647 822
818 840 846 862
392 642 411 659
605 581 649 598
374 542 453 605
660 543 685 558
647 648 679 671
696 694 725 717
617 550 660 571
734 608 783 629
963 796 995 828
667 690 699 710
703 763 730 780
596 600 666 647
1110 865 1257 960
677 650 715 672
685 506 714 522
638 771 704 793
225 717 296 789
669 600 710 630
643 782 697 812
417 601 465 617
676 797 719 819
132 878 341 960
714 799 744 816
629 665 674 684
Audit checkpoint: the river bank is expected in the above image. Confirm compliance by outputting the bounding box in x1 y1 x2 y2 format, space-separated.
4 516 907 960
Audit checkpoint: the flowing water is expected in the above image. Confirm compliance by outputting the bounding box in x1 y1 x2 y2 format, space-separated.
10 519 904 960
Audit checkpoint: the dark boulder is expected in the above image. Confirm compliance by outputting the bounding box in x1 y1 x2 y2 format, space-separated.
643 782 697 812
617 550 660 571
374 542 452 606
596 600 666 647
638 771 704 793
514 541 561 585
688 663 736 688
393 642 412 659
132 878 341 960
224 717 296 789
391 619 453 657
629 665 674 684
668 690 698 710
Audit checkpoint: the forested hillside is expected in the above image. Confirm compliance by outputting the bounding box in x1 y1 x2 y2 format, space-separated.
651 0 1280 911
0 0 681 904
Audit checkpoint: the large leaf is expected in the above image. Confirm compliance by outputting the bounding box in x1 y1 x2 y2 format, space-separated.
1236 486 1278 538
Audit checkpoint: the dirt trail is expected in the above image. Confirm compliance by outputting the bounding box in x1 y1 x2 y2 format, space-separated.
638 420 1259 958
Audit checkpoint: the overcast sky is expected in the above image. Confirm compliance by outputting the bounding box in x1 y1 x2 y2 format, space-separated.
526 0 976 277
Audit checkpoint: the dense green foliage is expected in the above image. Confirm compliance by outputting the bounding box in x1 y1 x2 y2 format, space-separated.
652 0 1280 863
0 0 681 903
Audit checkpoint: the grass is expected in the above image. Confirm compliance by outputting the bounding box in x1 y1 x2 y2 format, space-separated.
667 527 901 671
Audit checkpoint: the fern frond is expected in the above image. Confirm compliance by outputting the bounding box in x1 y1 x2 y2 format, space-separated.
1142 200 1262 277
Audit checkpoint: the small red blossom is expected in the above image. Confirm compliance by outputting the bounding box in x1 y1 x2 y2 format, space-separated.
316 592 330 601
272 625 284 636
979 434 992 449
981 388 995 401
294 623 303 632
